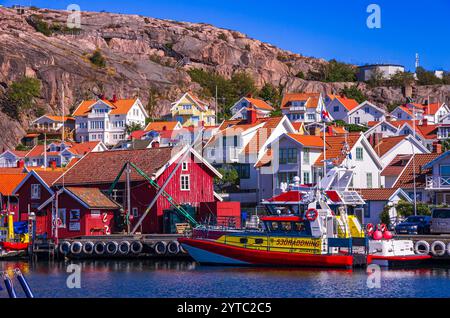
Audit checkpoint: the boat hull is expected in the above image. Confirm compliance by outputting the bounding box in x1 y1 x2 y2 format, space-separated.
178 238 353 268
367 254 431 267
0 242 29 251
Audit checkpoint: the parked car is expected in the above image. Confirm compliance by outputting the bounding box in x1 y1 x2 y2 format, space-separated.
395 215 431 235
430 208 450 234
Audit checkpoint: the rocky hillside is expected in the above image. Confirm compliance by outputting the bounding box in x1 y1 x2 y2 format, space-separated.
0 7 448 149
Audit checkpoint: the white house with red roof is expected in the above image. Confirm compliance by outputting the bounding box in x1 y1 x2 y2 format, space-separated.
72 97 148 145
365 120 400 138
0 149 28 168
327 98 387 125
230 96 274 120
281 93 325 123
257 132 384 200
26 141 106 167
370 135 429 168
390 102 449 124
31 115 76 132
325 96 359 122
204 108 295 205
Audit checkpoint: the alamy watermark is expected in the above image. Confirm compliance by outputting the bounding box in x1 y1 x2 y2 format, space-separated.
366 4 381 29
366 264 381 288
66 4 81 29
66 264 81 289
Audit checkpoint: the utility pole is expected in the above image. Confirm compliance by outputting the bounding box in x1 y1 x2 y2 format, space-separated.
126 162 131 234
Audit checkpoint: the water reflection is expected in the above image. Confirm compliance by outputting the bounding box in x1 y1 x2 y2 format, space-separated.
1 260 450 298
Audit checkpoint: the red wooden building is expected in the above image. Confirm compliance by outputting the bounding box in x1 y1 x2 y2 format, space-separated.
52 146 222 233
37 187 118 239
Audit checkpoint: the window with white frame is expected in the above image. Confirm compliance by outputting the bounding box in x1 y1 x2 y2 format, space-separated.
303 148 310 164
303 171 311 184
132 207 139 217
355 147 364 161
180 175 190 191
182 161 188 171
31 184 41 199
366 173 373 188
91 210 100 217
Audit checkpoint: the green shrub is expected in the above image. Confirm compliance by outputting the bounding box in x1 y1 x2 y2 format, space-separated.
218 33 228 41
1 77 41 119
27 14 52 36
380 207 391 225
416 67 443 85
89 50 106 68
396 200 431 217
340 85 367 103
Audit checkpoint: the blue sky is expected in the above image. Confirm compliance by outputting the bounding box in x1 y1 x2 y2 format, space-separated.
2 0 449 71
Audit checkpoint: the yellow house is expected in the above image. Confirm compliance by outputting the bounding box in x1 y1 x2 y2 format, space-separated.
169 92 216 127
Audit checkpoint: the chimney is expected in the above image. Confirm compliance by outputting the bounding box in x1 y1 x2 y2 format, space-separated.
422 118 428 126
247 107 257 124
100 94 105 100
368 134 374 147
433 142 442 154
111 94 118 103
162 125 167 131
17 160 25 169
50 161 57 170
152 141 160 148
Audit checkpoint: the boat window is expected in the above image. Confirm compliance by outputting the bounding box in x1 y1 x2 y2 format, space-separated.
254 238 264 244
240 238 248 244
280 222 292 231
293 222 306 232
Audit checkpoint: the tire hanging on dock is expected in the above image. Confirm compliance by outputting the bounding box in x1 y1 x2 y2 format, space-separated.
130 241 143 254
414 240 430 255
59 241 71 255
118 241 131 255
153 241 167 255
70 241 83 255
167 241 180 255
106 241 119 255
82 241 95 255
430 241 446 257
94 241 106 255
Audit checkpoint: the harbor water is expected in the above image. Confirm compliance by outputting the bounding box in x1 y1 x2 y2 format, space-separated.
2 260 450 298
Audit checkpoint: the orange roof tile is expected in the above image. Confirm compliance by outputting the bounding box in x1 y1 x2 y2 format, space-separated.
65 187 120 209
381 154 412 176
291 122 304 132
26 145 45 158
145 121 180 132
281 93 321 109
245 97 274 111
243 117 284 154
255 149 272 168
68 141 101 155
287 134 324 147
393 153 441 189
0 168 26 174
356 188 401 201
72 98 138 117
313 133 361 167
335 97 359 111
0 173 27 195
372 135 407 157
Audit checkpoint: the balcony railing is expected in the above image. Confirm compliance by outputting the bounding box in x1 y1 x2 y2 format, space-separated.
289 106 306 112
426 176 450 189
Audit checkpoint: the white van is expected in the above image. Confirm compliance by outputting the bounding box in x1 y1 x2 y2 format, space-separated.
430 208 450 234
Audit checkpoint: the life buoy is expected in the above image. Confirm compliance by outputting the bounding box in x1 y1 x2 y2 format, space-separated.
130 241 143 254
106 241 118 255
414 240 430 255
104 225 111 235
167 241 180 255
431 241 446 257
70 241 83 255
305 208 318 222
154 241 167 255
59 241 71 255
379 223 387 232
366 223 374 234
118 241 131 255
447 242 450 256
102 213 108 223
82 241 94 254
94 241 106 255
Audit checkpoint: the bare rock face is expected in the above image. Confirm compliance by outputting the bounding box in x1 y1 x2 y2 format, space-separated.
0 7 448 148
